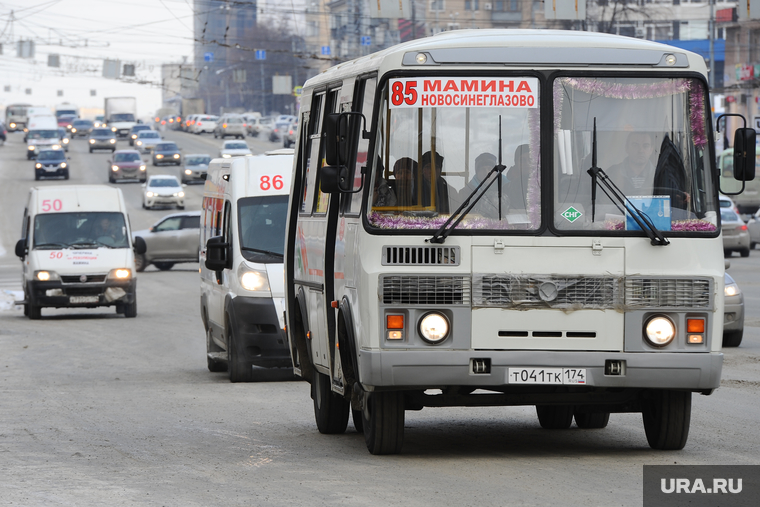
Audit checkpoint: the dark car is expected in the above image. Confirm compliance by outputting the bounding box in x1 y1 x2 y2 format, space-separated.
108 149 147 183
132 211 201 272
70 119 94 137
89 128 117 153
152 142 182 166
34 148 69 180
0 121 6 143
129 124 153 146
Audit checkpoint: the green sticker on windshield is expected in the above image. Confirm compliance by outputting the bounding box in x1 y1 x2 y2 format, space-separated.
561 206 582 223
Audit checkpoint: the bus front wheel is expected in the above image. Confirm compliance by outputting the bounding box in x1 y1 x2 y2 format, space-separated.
362 390 405 455
642 390 691 450
312 371 349 434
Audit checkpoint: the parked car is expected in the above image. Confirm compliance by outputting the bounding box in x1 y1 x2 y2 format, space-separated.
721 208 750 257
88 128 117 153
108 149 147 183
152 142 182 166
142 175 185 209
723 271 744 347
219 140 252 158
34 148 69 180
282 118 298 148
132 211 201 272
214 114 247 139
57 127 70 152
135 130 162 153
70 119 94 137
191 115 218 134
181 154 211 183
128 125 153 146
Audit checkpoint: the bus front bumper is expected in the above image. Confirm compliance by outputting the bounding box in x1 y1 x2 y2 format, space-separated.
357 349 722 391
228 296 291 368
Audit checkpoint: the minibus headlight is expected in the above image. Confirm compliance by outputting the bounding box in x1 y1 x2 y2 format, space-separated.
35 270 60 281
644 316 676 347
108 268 132 280
28 145 35 151
240 269 270 292
112 165 119 171
418 312 450 344
10 122 16 128
139 165 146 171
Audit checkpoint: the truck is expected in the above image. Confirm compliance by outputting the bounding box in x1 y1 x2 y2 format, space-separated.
181 98 204 118
104 97 138 138
55 103 78 118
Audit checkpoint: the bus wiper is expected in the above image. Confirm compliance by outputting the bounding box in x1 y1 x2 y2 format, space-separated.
241 247 284 258
429 116 507 244
586 119 669 247
70 241 100 249
34 242 67 249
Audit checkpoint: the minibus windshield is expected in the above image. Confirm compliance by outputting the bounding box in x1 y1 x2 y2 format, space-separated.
238 195 288 263
33 212 129 249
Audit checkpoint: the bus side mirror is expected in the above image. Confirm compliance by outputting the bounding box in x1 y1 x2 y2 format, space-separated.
15 239 27 258
323 112 364 167
733 128 757 181
320 165 348 193
133 236 147 255
205 236 231 272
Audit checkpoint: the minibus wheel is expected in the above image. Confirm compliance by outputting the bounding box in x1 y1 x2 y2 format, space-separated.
312 371 349 434
361 390 404 455
642 390 691 450
536 405 574 429
28 301 41 320
722 330 743 347
227 325 253 382
124 298 137 318
574 410 610 429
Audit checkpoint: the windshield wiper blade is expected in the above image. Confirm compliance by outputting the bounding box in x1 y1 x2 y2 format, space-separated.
586 119 669 247
241 247 283 258
429 115 506 244
34 242 67 249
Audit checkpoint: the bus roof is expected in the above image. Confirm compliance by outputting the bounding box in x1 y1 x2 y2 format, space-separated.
304 29 707 89
31 185 125 214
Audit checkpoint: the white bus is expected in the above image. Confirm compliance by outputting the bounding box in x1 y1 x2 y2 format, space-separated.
284 30 757 455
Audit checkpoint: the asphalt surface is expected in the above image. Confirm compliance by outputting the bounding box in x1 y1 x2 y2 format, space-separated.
1 128 759 506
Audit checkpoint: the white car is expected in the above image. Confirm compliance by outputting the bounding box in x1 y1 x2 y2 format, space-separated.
135 130 162 153
142 175 185 210
219 140 252 158
192 115 219 134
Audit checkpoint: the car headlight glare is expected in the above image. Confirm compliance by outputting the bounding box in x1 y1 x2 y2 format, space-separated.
173 154 180 159
28 145 35 150
156 154 163 159
240 270 270 292
108 268 132 280
61 162 67 168
89 139 95 144
725 282 740 297
222 154 231 158
109 139 116 144
139 165 146 171
71 128 77 133
185 169 192 174
136 141 142 146
178 191 185 197
35 163 42 169
644 316 676 347
63 138 69 144
112 165 119 171
418 312 450 344
111 127 117 132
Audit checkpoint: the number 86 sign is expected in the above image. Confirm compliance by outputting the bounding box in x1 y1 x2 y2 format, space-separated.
252 170 290 196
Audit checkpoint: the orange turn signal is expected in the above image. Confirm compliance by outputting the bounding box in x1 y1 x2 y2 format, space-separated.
686 318 705 333
386 315 404 329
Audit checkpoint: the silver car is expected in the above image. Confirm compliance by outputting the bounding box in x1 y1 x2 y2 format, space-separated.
142 175 185 209
219 140 252 158
214 114 247 139
135 130 162 153
723 271 744 347
181 154 211 183
721 208 750 257
88 128 117 153
132 212 200 272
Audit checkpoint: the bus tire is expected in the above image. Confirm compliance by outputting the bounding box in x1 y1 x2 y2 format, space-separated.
352 408 364 433
574 411 610 429
124 298 137 318
536 405 574 429
642 390 691 450
28 301 41 320
227 325 253 382
362 390 405 455
740 248 750 258
722 330 743 348
312 370 349 434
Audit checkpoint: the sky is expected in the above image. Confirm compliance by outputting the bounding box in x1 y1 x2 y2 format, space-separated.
0 0 196 118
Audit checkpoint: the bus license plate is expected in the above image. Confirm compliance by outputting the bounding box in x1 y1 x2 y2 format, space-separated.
508 368 586 385
70 296 99 304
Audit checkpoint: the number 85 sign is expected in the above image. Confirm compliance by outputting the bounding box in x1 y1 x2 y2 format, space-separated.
252 170 290 196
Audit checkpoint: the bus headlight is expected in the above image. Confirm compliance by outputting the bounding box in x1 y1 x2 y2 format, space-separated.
10 122 16 128
644 316 676 347
240 269 270 292
418 312 450 344
112 165 119 171
35 270 60 281
108 268 132 280
28 145 35 151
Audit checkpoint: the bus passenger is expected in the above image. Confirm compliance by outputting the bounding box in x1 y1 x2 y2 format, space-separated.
606 132 656 197
420 151 452 213
460 152 508 218
506 144 532 211
391 157 417 207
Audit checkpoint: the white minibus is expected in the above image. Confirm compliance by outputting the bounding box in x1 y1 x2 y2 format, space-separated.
284 30 757 454
15 185 143 319
200 150 294 382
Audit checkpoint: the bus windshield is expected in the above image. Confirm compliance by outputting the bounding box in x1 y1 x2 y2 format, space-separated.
111 113 135 122
28 130 60 140
33 212 129 249
238 195 288 263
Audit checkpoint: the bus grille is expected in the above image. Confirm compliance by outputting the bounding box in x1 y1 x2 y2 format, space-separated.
61 274 107 284
473 275 619 309
380 275 470 305
625 278 711 309
382 246 460 266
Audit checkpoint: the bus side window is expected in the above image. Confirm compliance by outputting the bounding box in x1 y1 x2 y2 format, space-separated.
301 94 325 215
222 201 232 249
346 77 377 216
313 90 341 215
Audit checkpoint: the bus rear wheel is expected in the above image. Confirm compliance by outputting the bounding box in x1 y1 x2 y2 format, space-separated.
574 410 610 429
642 390 691 450
312 371 349 434
362 390 404 455
536 405 574 429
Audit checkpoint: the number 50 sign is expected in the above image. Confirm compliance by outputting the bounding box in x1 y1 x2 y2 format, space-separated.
252 170 290 196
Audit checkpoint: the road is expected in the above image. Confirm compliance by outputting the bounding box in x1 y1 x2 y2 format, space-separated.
1 129 759 506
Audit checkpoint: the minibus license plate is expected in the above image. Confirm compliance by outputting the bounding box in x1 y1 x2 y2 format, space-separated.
508 368 586 385
70 296 99 304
